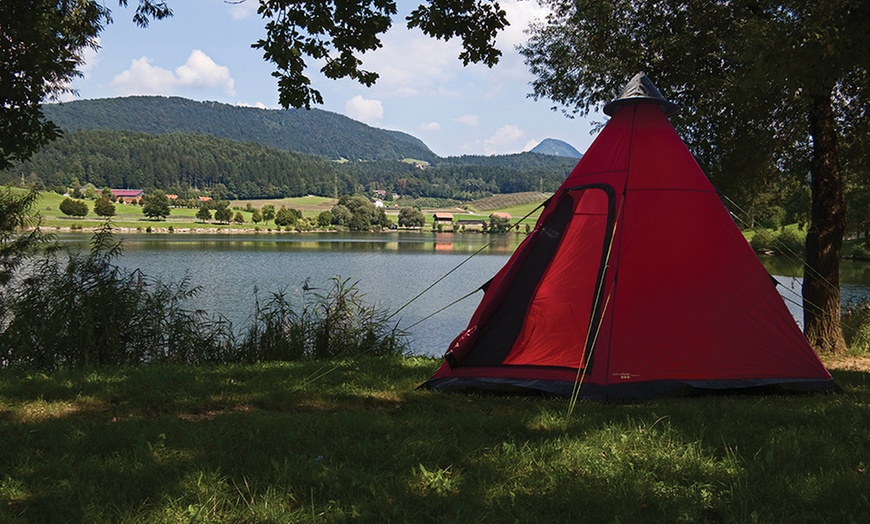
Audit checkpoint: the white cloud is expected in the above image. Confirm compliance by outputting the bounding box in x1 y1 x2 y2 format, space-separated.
236 101 270 110
175 50 235 94
524 138 540 151
454 114 479 126
110 50 235 96
499 0 551 49
419 121 442 132
484 124 525 155
462 0 552 95
78 39 100 77
349 27 464 98
345 95 384 124
229 4 255 20
110 57 178 95
57 39 101 102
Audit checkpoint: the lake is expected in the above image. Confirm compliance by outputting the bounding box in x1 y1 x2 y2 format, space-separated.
57 231 870 357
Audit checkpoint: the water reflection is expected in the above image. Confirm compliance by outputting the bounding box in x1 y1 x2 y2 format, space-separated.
56 231 527 255
758 255 870 286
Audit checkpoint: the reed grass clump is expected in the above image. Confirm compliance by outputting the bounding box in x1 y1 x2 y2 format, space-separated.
0 225 236 368
0 222 405 370
237 277 406 362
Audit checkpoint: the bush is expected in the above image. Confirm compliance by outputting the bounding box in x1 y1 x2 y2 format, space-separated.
274 206 299 227
750 227 805 256
238 277 406 362
398 206 425 228
59 197 88 217
750 231 773 252
0 217 406 370
758 205 786 229
214 203 232 224
0 187 51 286
0 227 408 370
0 225 233 368
142 190 171 220
93 196 115 217
488 214 512 234
775 227 805 256
842 301 870 354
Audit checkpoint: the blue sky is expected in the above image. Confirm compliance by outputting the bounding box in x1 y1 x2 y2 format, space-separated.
64 0 600 157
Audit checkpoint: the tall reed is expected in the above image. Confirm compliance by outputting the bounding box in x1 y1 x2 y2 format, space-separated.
0 221 406 370
238 277 406 362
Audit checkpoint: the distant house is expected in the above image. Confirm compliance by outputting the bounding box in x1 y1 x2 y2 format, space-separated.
489 212 512 221
457 219 485 232
166 194 178 201
198 196 212 202
433 212 454 232
110 189 143 204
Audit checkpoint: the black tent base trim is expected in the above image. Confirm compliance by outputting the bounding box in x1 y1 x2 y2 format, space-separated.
423 377 840 403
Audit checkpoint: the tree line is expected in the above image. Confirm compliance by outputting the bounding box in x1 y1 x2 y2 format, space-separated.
2 129 577 201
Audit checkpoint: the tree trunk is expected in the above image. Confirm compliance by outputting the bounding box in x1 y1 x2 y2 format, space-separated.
803 93 848 354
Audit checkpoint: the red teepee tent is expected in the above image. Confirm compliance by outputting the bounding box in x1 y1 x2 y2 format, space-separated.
423 74 836 401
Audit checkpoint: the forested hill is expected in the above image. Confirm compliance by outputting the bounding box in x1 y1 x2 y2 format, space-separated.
42 96 438 162
5 129 577 200
434 152 577 170
15 96 583 200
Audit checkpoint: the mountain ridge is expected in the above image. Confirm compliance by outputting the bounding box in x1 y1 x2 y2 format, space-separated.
43 96 582 162
43 96 438 162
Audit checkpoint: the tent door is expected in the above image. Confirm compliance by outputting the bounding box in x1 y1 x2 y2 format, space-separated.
463 184 616 369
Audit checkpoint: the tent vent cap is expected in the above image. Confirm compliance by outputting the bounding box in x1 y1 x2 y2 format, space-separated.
603 73 680 117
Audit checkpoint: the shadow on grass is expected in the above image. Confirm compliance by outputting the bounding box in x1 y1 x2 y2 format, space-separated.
0 359 868 522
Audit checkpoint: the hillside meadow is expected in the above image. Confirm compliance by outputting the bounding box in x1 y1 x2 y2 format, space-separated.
0 355 867 522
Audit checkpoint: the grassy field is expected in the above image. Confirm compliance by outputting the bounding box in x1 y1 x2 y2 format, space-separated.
20 188 547 232
0 355 868 523
30 191 339 231
18 189 870 249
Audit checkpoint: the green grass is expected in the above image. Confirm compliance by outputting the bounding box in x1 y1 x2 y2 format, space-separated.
463 192 549 225
229 195 337 214
1 356 868 522
18 187 550 232
29 191 339 231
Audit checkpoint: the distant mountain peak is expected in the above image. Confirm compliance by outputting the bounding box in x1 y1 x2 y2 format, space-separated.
530 138 582 158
